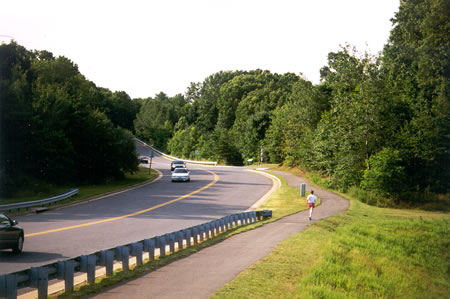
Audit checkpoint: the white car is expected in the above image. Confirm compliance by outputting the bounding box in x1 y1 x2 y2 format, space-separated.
171 168 190 182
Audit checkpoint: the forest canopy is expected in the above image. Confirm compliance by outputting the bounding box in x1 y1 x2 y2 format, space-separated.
1 0 448 203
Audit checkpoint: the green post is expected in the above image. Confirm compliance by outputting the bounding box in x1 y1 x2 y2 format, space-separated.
301 183 306 197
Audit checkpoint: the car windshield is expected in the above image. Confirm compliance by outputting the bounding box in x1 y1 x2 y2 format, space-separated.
173 168 188 173
173 161 184 165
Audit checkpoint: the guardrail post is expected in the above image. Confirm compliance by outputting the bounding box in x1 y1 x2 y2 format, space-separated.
175 231 184 250
131 243 143 266
80 255 96 284
143 238 156 261
156 236 166 257
198 225 204 242
167 233 175 253
215 220 221 234
225 216 231 229
221 219 226 232
183 229 192 247
57 262 64 280
64 260 74 292
121 247 130 270
239 213 245 225
30 267 48 299
204 223 210 239
57 260 74 292
192 227 199 244
99 250 114 276
204 223 211 239
0 274 17 299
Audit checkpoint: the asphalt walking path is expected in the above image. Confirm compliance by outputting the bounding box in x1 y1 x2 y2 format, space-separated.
87 170 349 299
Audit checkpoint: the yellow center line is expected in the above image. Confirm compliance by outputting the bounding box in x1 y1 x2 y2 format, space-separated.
25 170 219 237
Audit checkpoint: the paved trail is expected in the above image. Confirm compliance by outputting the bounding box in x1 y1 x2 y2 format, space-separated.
88 170 349 299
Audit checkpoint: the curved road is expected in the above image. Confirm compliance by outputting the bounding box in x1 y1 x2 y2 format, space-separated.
0 142 272 274
89 169 349 299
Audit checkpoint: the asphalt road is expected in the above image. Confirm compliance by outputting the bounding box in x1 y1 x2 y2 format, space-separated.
0 143 272 274
88 169 349 299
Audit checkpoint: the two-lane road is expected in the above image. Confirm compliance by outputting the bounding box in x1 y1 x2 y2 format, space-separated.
0 143 272 274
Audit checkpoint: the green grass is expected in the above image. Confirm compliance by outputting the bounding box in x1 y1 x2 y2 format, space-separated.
1 167 158 212
212 176 450 298
258 172 318 219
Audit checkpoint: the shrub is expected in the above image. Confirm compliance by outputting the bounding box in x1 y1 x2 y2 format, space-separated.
361 148 406 197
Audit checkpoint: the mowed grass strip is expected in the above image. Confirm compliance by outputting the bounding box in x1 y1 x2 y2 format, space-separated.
259 172 316 220
213 189 449 298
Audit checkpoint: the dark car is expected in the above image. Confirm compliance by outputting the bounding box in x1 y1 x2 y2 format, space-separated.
170 160 186 171
139 156 150 164
0 213 24 253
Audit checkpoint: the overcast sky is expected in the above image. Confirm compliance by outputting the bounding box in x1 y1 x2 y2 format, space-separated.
1 0 400 99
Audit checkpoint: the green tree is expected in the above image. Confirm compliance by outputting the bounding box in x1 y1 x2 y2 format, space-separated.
361 148 406 197
1 42 139 194
382 0 450 192
0 42 34 195
134 92 186 151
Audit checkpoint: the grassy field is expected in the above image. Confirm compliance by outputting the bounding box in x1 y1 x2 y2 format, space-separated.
213 173 450 298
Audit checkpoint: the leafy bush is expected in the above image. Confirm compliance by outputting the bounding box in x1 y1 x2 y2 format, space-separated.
361 148 406 197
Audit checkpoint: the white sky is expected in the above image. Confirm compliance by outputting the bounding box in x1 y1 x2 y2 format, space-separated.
1 0 399 99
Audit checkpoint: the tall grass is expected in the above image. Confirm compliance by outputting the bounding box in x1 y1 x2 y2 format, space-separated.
213 184 449 298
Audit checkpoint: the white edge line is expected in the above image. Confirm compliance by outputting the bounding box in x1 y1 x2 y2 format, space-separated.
246 169 281 211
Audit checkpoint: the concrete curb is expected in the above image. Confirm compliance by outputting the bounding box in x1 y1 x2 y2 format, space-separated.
246 169 281 211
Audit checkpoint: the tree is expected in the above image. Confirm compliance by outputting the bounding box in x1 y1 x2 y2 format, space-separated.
382 0 450 192
1 42 140 194
0 42 34 195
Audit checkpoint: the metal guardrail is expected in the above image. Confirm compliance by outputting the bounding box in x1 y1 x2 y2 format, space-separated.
135 138 218 166
0 189 79 213
0 210 272 299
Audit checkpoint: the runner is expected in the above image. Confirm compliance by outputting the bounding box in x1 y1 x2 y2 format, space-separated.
306 190 317 220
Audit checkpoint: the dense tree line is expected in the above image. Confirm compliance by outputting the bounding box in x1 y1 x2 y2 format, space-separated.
1 0 447 204
137 0 449 202
0 43 140 196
